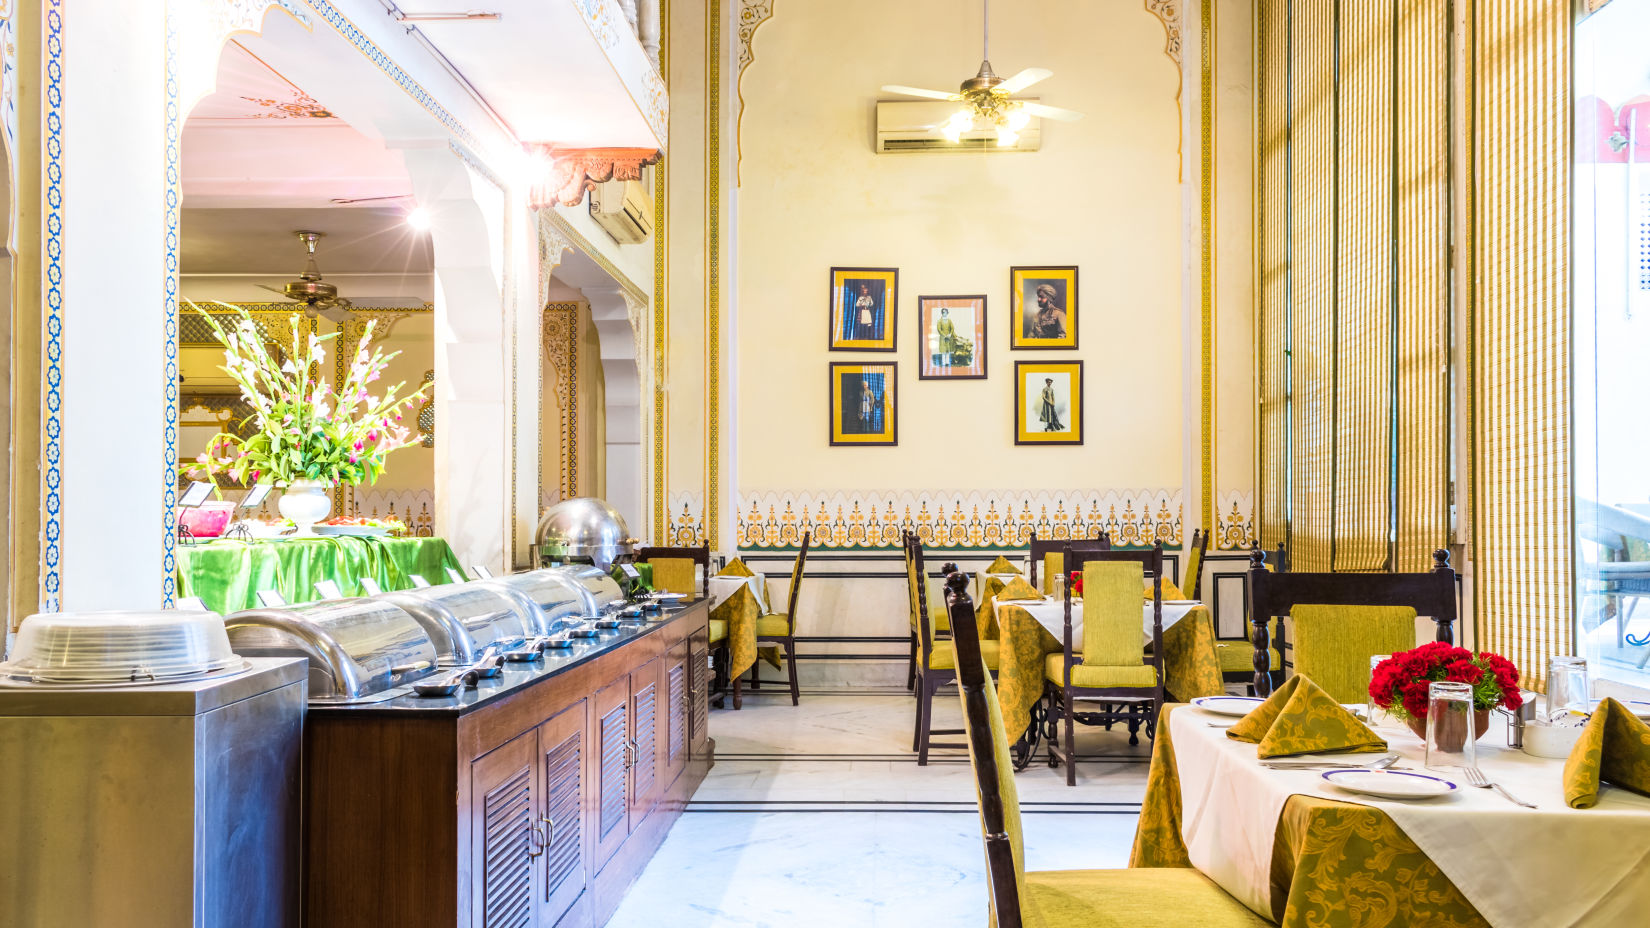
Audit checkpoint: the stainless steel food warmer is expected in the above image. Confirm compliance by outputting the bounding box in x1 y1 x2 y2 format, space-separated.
535 496 637 569
224 599 441 700
477 567 613 634
373 584 531 663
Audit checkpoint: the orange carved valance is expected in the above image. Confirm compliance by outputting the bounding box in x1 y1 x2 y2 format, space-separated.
527 146 661 208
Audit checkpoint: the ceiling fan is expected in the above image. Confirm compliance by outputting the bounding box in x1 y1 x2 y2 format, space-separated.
258 231 355 320
880 0 1082 146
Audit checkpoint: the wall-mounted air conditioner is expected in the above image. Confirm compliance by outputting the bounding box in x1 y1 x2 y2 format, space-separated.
590 169 654 244
875 100 1042 153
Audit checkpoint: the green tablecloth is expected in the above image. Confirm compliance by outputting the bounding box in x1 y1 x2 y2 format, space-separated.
175 536 464 614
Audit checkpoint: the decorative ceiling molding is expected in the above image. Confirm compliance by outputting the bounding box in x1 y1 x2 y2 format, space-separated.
536 209 648 305
526 145 662 208
1144 0 1183 72
538 214 575 310
735 0 777 185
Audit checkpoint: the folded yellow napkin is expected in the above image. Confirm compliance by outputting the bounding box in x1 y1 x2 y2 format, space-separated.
1564 697 1650 809
986 556 1021 575
1143 578 1186 601
996 576 1044 602
716 558 755 578
1227 675 1387 758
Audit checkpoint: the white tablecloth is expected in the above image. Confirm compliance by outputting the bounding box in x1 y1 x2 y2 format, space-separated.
707 574 767 614
1171 705 1650 927
991 596 1201 646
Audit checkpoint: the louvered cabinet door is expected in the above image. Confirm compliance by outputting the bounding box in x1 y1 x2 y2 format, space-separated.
689 641 710 757
629 659 661 824
664 643 690 786
470 731 541 928
590 677 631 870
536 701 586 926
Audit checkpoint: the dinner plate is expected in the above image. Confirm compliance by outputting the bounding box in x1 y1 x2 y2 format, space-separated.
1191 695 1267 717
1587 698 1650 719
1160 599 1201 605
1321 769 1457 800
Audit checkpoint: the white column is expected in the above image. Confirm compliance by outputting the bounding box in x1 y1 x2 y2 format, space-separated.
585 284 644 537
403 147 511 573
56 6 168 610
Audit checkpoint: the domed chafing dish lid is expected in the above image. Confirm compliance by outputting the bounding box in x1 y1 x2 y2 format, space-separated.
372 584 529 664
1 610 241 685
534 497 636 570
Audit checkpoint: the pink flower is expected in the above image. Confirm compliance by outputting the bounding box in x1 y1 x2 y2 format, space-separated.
250 470 260 482
353 441 363 451
348 454 358 464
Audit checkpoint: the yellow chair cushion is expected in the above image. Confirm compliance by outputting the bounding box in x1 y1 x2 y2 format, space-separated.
1215 641 1282 672
1044 654 1158 689
1084 562 1144 666
646 557 698 595
1023 868 1269 927
1293 604 1418 704
1142 578 1185 601
708 618 728 644
755 613 792 637
926 639 1001 671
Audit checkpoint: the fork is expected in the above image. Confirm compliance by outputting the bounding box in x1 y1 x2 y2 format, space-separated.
1260 752 1399 771
1462 766 1536 808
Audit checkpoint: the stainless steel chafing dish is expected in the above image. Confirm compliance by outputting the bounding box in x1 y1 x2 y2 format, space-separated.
224 599 439 700
477 568 604 635
535 497 637 569
373 584 531 664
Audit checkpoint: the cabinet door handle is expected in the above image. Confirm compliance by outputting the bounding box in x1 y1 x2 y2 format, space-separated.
528 823 545 858
625 739 638 768
541 814 555 845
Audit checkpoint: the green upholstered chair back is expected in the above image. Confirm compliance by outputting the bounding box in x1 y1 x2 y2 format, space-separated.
946 572 1027 928
1082 561 1146 666
636 545 709 595
1293 605 1418 703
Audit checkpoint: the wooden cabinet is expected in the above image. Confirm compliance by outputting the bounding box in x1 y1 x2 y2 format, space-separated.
303 600 712 928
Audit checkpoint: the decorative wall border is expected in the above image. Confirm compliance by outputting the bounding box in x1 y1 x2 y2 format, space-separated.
733 0 773 184
1213 490 1255 550
652 0 669 542
666 491 704 545
1145 0 1184 171
542 302 581 504
1198 0 1215 543
737 489 1184 550
706 0 721 547
43 0 65 610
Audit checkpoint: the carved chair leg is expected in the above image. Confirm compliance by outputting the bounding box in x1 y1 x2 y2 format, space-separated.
1064 689 1078 787
917 677 935 766
912 671 925 752
732 670 742 711
786 635 800 706
907 632 918 692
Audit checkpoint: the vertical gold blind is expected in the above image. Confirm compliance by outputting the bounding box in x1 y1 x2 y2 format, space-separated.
1472 0 1572 682
1256 0 1452 574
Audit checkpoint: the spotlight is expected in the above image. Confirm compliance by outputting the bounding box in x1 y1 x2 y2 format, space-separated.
406 207 432 230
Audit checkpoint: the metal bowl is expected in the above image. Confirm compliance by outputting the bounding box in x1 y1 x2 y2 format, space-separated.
534 497 636 570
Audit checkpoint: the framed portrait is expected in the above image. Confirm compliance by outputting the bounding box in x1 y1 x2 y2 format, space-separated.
917 295 987 380
1014 360 1083 445
830 362 898 445
1009 266 1078 349
829 267 898 351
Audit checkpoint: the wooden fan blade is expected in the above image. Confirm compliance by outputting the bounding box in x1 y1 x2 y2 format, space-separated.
995 68 1052 95
880 84 960 102
1019 101 1083 122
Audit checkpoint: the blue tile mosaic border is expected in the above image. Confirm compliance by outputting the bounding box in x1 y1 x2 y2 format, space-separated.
43 0 65 612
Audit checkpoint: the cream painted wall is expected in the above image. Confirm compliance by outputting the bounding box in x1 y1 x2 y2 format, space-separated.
736 0 1185 494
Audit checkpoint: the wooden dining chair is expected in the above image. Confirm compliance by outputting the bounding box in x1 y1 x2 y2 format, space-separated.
1027 531 1110 594
1183 529 1209 600
1044 543 1167 786
944 572 1270 928
1217 541 1288 691
909 534 998 764
902 530 953 692
1247 545 1459 698
636 545 710 595
737 532 810 706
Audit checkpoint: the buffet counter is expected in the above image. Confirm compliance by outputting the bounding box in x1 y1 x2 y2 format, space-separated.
301 597 713 928
174 536 463 613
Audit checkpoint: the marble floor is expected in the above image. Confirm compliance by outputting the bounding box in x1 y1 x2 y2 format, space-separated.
607 687 1156 926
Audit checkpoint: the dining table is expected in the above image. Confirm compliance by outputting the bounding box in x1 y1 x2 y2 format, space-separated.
989 594 1226 741
707 572 779 678
1130 702 1650 927
173 535 463 614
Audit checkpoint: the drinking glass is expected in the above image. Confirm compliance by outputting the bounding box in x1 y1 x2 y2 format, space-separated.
1366 655 1392 727
1546 656 1590 724
1424 681 1476 772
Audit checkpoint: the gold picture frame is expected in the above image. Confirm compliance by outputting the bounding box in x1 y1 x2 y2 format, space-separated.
1015 360 1083 445
829 267 898 351
1009 266 1078 349
830 362 898 445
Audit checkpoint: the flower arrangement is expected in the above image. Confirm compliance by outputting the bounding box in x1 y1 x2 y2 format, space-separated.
186 302 430 490
1068 571 1084 595
1370 642 1523 722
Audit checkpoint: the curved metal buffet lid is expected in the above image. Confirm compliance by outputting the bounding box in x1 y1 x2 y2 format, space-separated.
534 497 636 569
484 566 625 620
224 599 439 700
372 585 530 664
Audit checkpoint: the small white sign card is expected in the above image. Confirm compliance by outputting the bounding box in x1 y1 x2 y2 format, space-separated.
472 565 494 579
618 563 641 579
409 574 432 589
175 596 208 612
239 483 273 510
255 590 288 607
359 577 384 596
314 579 344 600
178 481 214 509
446 567 467 584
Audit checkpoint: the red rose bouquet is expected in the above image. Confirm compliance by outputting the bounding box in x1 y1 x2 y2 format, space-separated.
1370 642 1522 722
1068 571 1084 595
